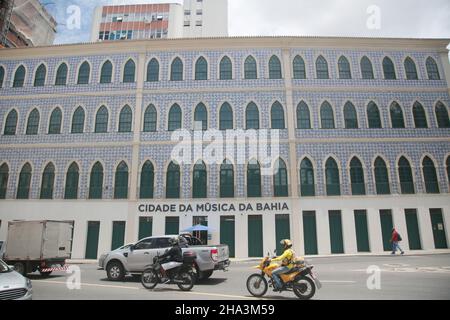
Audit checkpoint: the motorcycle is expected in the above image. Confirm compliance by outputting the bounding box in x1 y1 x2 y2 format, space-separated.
246 252 321 300
141 250 196 291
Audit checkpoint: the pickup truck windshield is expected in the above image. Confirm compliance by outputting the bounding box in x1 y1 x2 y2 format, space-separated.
0 260 11 273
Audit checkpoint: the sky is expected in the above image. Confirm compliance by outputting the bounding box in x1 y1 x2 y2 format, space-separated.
39 0 450 45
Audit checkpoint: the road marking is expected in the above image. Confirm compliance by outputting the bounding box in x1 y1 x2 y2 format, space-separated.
33 280 140 290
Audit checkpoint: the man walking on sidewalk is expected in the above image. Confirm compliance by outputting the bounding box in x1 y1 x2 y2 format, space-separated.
390 228 404 255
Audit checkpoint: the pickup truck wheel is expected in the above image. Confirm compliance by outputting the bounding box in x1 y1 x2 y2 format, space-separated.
13 262 26 275
39 270 52 277
106 261 125 281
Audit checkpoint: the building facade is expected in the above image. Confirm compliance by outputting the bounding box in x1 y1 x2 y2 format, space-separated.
90 0 228 42
0 37 449 259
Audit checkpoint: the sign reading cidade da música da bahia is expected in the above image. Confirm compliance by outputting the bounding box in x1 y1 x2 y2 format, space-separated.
138 201 290 214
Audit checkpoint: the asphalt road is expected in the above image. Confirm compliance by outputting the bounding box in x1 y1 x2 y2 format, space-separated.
28 254 450 300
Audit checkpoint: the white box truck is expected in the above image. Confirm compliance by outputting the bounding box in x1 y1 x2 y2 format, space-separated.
2 220 73 276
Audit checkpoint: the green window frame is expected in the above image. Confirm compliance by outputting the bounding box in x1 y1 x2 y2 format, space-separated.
193 161 207 198
338 56 351 79
344 101 358 129
0 66 5 88
194 103 208 131
247 160 261 197
300 158 315 197
55 63 68 86
166 162 180 199
140 161 154 199
71 107 85 134
26 109 40 135
168 104 182 131
195 57 208 80
16 163 32 199
316 56 329 79
297 101 311 129
422 157 439 194
435 102 450 128
219 56 232 80
350 157 366 195
34 64 46 87
320 101 335 129
325 158 340 196
246 102 259 130
170 58 183 81
100 60 113 84
118 105 132 133
40 163 55 199
413 102 428 128
95 106 109 133
13 65 26 87
219 103 233 130
77 61 90 84
64 162 79 199
89 162 104 199
360 56 374 79
383 57 396 80
147 58 159 82
269 55 282 79
0 163 8 199
123 59 135 83
390 102 405 128
426 57 440 80
367 102 382 128
4 109 18 135
114 161 129 199
271 102 285 129
398 157 415 194
143 104 157 132
293 55 306 79
48 108 62 134
244 56 257 79
374 157 390 195
273 159 288 197
220 160 234 198
404 57 418 80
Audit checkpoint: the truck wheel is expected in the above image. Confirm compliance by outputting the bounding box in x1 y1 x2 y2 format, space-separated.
106 261 125 281
13 262 26 275
39 270 53 278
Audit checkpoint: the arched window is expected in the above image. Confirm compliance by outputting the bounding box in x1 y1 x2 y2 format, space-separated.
77 61 90 84
316 56 329 79
300 158 315 196
404 57 418 80
118 105 132 132
246 102 259 130
166 162 180 199
193 161 207 198
168 104 182 131
344 101 358 129
100 60 113 84
64 162 79 199
0 66 5 88
13 65 26 87
374 157 390 195
390 102 405 128
219 56 232 80
297 101 311 129
367 102 382 128
34 64 46 86
89 162 103 199
195 57 208 80
293 55 306 79
123 59 136 83
55 63 68 86
17 163 32 199
350 157 366 195
40 163 55 199
170 57 183 81
49 108 62 134
247 160 261 197
271 102 285 129
194 103 208 131
95 106 109 133
269 55 282 79
422 157 439 194
147 58 159 82
360 56 374 79
220 160 234 198
426 57 440 80
435 102 450 128
219 103 233 130
398 157 415 194
413 102 428 128
273 159 288 197
143 104 157 132
0 163 8 199
114 161 129 199
140 161 154 199
26 108 40 135
338 56 351 79
4 109 18 135
71 107 85 134
320 101 335 129
244 56 257 79
325 158 340 196
383 57 396 80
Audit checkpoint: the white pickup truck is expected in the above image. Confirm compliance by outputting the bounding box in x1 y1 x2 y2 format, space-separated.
99 235 230 281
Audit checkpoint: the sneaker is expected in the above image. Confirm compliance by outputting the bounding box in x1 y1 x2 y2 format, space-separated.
391 252 395 255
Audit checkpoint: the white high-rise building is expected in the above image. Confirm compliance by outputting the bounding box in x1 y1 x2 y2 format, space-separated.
182 0 228 38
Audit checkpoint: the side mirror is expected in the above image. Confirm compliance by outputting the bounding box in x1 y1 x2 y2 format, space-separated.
8 265 15 271
130 245 135 252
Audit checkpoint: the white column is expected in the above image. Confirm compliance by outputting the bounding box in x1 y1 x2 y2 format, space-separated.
367 208 383 253
443 206 450 248
72 220 87 259
439 51 450 95
153 214 166 237
0 219 7 241
263 213 276 255
235 213 248 258
342 208 357 254
316 209 331 255
208 214 220 246
291 202 304 256
417 207 435 250
392 207 409 251
98 220 112 257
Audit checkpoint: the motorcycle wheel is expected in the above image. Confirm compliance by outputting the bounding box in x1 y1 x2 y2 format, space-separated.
246 274 268 297
141 268 159 290
293 276 316 300
177 271 195 291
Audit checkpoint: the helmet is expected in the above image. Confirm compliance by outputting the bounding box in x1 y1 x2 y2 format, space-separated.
280 239 293 249
169 237 179 246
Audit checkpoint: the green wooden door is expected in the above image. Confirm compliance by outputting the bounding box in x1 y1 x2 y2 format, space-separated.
303 211 318 255
138 217 152 240
380 210 393 251
166 217 180 235
85 221 100 259
329 210 344 254
275 215 290 255
111 221 126 250
248 215 263 257
220 216 235 258
354 210 370 252
430 209 448 249
405 209 422 250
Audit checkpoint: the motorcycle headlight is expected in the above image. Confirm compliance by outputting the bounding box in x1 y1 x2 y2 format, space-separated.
26 278 32 290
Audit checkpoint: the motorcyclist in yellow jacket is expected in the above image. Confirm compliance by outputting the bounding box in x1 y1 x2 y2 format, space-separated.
271 239 295 291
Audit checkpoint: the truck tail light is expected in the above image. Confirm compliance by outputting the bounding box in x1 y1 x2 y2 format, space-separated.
211 248 218 262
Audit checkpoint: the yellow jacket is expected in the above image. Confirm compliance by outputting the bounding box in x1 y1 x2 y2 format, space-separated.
272 248 295 269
